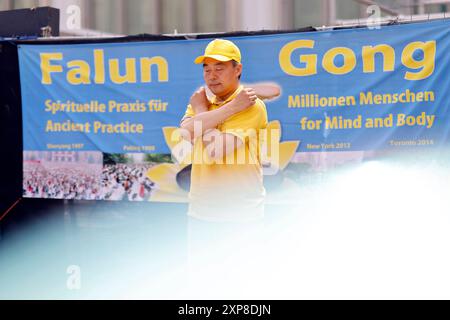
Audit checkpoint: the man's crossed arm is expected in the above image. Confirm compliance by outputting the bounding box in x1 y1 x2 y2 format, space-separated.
180 87 258 161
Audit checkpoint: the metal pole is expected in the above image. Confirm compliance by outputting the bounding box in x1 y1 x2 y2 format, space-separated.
324 0 336 26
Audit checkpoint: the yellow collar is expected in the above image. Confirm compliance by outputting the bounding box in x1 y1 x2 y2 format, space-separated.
210 85 243 106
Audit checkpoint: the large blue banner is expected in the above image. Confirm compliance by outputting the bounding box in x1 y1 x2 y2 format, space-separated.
18 20 450 201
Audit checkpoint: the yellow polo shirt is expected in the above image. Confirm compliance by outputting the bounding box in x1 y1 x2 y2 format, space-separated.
182 86 268 221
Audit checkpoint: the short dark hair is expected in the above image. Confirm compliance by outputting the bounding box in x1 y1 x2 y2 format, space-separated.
231 60 242 80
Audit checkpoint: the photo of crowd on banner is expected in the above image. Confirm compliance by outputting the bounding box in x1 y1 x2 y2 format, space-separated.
23 151 158 201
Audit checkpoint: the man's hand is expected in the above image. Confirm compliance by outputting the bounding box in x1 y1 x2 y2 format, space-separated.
189 87 209 114
228 87 258 114
181 87 257 139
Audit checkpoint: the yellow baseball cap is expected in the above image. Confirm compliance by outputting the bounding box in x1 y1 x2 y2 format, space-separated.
194 39 241 64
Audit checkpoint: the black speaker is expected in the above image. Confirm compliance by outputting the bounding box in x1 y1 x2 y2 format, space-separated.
0 6 59 38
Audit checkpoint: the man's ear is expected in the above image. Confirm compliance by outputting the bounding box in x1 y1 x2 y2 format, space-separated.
235 63 242 78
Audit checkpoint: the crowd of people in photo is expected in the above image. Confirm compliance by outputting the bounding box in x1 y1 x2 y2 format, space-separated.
23 162 103 200
23 162 156 201
100 164 155 201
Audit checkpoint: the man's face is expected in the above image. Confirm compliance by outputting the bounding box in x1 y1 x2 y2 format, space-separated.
203 58 242 99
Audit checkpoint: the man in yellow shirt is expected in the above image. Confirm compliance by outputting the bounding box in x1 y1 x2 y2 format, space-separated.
180 39 269 221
